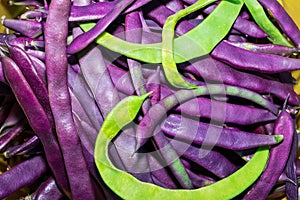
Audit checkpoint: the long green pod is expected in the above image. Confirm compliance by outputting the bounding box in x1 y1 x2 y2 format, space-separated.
94 94 270 200
243 0 292 47
80 0 243 64
161 0 216 89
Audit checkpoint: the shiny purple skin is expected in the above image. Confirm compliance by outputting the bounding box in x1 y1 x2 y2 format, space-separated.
182 56 300 105
45 0 95 198
153 131 193 189
31 177 64 200
69 0 151 22
211 40 300 73
257 0 300 48
169 138 241 178
175 97 276 125
227 41 298 56
125 11 150 113
1 55 70 196
2 19 43 38
0 121 26 152
8 36 45 49
67 0 135 54
0 156 47 199
70 2 115 21
244 109 295 200
161 114 280 150
232 17 267 38
4 135 39 158
29 55 47 84
284 121 298 200
0 102 25 132
8 45 53 126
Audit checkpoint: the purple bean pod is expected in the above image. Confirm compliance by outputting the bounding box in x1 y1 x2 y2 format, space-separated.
2 19 43 38
30 177 65 200
3 135 39 158
226 40 298 56
211 40 300 73
175 96 277 125
8 36 45 49
257 0 300 47
29 55 47 84
67 0 135 54
169 138 242 178
161 114 282 150
184 56 299 105
0 102 25 133
69 2 114 22
0 120 26 152
244 109 295 199
0 156 47 199
8 0 43 7
8 45 53 126
1 54 70 196
283 118 298 199
232 17 268 38
45 0 95 197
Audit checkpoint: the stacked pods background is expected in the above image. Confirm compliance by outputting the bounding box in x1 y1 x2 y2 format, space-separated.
0 0 299 199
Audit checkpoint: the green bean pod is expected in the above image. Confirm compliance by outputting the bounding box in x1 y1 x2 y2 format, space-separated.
80 0 244 64
94 93 270 200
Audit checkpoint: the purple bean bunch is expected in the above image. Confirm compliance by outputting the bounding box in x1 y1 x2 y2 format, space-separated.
0 0 299 199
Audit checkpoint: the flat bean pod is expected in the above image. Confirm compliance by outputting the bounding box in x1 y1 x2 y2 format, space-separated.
243 0 292 47
78 0 243 62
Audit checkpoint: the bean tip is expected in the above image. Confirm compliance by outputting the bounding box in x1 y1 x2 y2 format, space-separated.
274 134 284 143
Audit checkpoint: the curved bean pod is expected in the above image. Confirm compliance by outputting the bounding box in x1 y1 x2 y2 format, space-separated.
175 97 277 125
0 156 47 199
94 94 269 200
1 54 70 196
257 0 300 48
244 109 295 199
243 0 292 47
78 0 243 62
136 85 278 150
182 56 300 105
45 0 95 198
161 114 282 150
2 19 43 38
161 0 216 88
211 40 300 73
4 135 39 158
30 177 64 200
8 45 53 126
68 0 135 54
227 41 298 56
